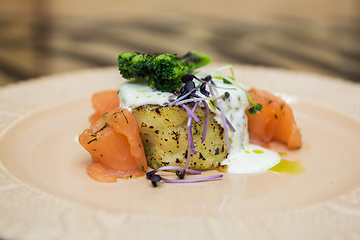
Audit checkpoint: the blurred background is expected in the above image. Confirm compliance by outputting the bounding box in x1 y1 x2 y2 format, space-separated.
0 0 359 86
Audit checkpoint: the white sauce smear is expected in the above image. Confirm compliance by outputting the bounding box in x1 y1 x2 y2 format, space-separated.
224 144 281 174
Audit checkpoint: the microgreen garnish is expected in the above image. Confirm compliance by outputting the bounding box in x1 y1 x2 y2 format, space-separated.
173 92 230 106
248 103 263 115
150 174 161 187
213 87 230 151
200 99 210 143
209 100 216 109
223 78 232 84
176 170 186 179
141 165 145 171
178 103 200 122
146 166 222 187
196 65 262 115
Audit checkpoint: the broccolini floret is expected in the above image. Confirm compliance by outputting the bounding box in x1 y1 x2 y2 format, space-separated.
117 51 211 92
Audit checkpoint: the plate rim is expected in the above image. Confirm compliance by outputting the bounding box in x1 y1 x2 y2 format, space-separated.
1 65 360 239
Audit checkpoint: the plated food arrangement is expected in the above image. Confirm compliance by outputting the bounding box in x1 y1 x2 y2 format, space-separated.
78 51 302 186
2 56 360 240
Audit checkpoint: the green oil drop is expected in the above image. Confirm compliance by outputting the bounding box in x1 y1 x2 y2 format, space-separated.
268 159 306 175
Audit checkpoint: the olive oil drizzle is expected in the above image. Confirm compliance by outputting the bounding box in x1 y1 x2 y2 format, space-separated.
268 159 306 175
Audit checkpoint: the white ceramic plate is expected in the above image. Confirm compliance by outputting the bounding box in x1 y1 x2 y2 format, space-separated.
1 65 360 239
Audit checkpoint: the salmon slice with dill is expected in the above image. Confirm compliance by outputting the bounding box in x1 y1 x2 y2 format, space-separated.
79 107 148 182
246 88 302 149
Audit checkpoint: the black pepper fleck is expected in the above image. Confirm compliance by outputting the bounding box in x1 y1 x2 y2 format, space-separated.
215 147 219 155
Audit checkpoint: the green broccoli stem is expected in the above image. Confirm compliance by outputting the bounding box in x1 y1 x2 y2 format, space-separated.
176 50 212 72
117 51 211 93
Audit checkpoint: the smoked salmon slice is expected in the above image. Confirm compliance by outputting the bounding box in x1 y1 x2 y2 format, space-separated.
246 88 302 149
89 90 120 123
79 107 148 182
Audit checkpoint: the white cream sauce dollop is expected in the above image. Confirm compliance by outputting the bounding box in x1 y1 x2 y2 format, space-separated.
118 79 280 174
118 79 173 112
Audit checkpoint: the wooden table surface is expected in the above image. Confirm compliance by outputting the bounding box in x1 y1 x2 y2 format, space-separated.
0 0 359 86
